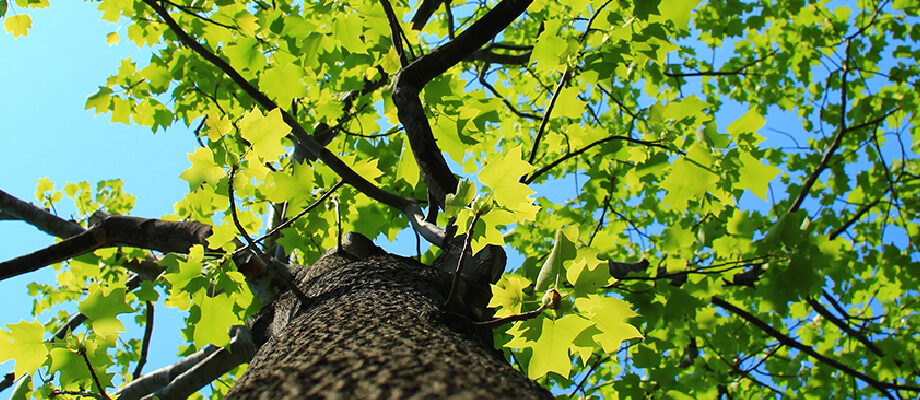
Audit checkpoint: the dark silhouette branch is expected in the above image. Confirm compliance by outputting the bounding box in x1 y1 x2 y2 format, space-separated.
789 40 851 214
469 47 531 65
256 180 344 244
473 303 547 329
712 296 920 396
114 326 255 400
392 0 533 211
133 301 155 380
445 210 482 307
399 0 533 88
829 193 886 240
525 135 677 184
527 67 571 166
0 214 212 282
477 66 541 120
410 0 446 30
80 347 112 400
379 0 410 67
664 50 776 78
806 297 887 360
161 0 239 31
0 188 84 239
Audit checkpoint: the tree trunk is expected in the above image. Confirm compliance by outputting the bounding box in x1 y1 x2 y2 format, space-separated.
227 246 551 399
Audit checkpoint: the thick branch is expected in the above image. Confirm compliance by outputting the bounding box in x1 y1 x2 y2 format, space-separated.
392 0 532 210
410 0 445 30
399 0 532 89
469 48 531 65
0 215 212 281
115 326 255 400
0 188 84 239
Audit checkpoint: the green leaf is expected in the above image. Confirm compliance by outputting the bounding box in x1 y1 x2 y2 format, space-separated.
726 108 766 137
445 179 475 218
259 64 307 106
565 249 614 296
554 87 587 119
192 293 241 348
479 146 538 216
239 108 291 162
0 0 7 17
508 315 594 379
179 147 226 188
660 144 718 209
84 86 113 114
225 36 266 73
536 225 579 291
488 274 531 318
0 320 49 377
162 245 208 293
78 287 134 338
574 295 642 355
396 138 421 187
736 151 780 200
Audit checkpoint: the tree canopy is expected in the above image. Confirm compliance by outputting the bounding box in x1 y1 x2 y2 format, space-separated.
1 0 919 398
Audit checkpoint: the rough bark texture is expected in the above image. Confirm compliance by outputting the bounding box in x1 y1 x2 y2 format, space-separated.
227 249 551 399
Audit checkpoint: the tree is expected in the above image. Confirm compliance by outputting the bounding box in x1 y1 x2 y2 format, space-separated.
1 0 919 398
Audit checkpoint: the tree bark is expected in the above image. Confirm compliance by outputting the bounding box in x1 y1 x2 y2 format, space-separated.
227 249 551 399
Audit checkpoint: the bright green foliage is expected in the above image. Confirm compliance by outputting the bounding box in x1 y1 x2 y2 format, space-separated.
0 321 49 377
78 287 134 338
2 0 920 398
535 225 578 291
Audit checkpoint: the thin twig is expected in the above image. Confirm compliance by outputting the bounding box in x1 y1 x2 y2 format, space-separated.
525 135 678 184
132 301 154 380
256 180 344 243
228 167 261 254
473 303 547 329
80 347 111 400
527 67 571 166
444 211 483 307
789 40 851 214
379 0 410 67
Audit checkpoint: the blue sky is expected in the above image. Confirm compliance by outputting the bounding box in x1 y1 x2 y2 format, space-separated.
0 1 194 378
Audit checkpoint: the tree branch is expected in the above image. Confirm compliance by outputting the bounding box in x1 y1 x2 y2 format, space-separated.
401 0 532 87
712 296 920 396
829 193 886 240
789 40 851 214
391 0 533 211
0 214 212 281
806 296 887 359
379 0 410 67
477 67 541 119
524 134 676 184
115 326 255 400
0 188 84 239
527 67 571 166
133 301 155 380
141 0 446 245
